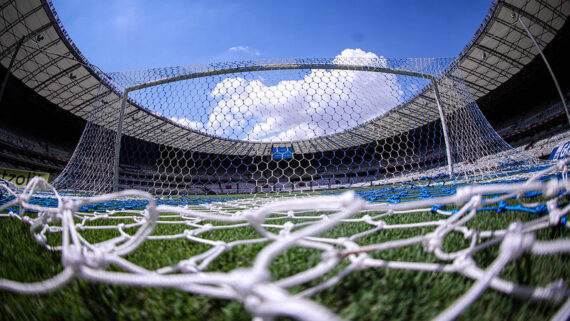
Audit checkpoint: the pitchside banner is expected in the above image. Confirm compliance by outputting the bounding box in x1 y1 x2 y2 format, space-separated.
549 141 570 160
0 167 50 188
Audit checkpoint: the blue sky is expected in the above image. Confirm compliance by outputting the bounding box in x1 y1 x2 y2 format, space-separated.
51 1 494 142
52 0 493 72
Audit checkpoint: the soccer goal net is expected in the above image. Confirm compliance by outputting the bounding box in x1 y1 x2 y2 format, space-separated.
1 158 569 320
52 54 538 195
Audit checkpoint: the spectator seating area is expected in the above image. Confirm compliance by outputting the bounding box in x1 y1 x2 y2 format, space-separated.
495 92 570 151
0 128 71 178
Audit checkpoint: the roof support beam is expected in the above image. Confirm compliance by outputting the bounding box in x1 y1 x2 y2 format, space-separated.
499 1 557 35
0 21 53 61
0 4 44 39
473 44 524 69
32 63 81 92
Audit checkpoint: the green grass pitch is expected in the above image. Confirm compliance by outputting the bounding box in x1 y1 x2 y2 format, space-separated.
0 195 569 320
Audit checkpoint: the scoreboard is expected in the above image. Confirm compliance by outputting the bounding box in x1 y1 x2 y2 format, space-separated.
272 146 293 160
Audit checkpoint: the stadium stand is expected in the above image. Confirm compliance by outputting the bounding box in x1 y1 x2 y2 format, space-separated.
0 0 568 191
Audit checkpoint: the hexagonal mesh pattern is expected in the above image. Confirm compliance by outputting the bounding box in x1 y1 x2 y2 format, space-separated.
53 55 536 195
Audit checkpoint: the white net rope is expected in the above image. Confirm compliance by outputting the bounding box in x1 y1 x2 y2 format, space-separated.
52 54 537 195
1 160 570 320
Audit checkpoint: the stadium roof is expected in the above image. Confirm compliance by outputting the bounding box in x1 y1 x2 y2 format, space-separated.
1 0 569 155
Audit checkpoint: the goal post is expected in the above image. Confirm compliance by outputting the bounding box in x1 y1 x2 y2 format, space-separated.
432 78 454 178
112 90 130 192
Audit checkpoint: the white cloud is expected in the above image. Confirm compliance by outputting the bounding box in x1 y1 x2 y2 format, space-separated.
202 48 404 142
229 45 250 52
112 1 142 33
228 45 262 57
170 117 204 131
